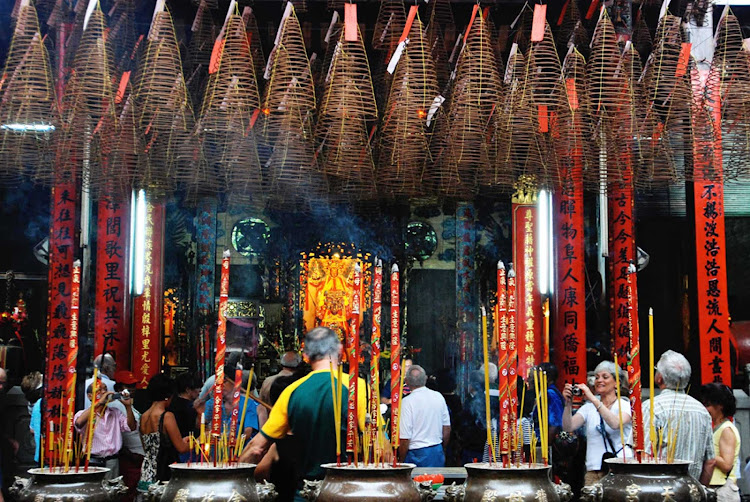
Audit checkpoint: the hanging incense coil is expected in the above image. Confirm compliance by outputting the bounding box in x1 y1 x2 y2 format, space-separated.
494 46 537 190
553 47 592 188
425 0 455 51
586 10 627 120
510 4 533 56
107 94 142 199
707 11 747 181
223 128 265 209
426 20 451 92
377 16 439 199
631 11 652 64
372 0 406 51
199 14 261 135
107 0 136 71
555 0 589 59
265 108 327 212
242 7 267 97
131 8 195 198
184 0 217 111
45 7 118 194
636 14 691 188
0 3 58 186
260 5 316 145
436 10 501 196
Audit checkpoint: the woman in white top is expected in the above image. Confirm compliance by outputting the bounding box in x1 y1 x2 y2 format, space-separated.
562 361 633 486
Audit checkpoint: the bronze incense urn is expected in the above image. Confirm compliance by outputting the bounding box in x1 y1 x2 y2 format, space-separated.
443 463 573 502
580 459 716 502
9 467 127 502
300 463 435 501
147 463 277 502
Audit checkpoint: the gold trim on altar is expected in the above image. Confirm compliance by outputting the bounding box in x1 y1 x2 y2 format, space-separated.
224 301 266 329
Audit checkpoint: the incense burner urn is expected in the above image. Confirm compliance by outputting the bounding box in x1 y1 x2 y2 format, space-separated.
147 463 277 502
443 463 573 502
580 459 716 502
300 463 435 501
9 467 127 502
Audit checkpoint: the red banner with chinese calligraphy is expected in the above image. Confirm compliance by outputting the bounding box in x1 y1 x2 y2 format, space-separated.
132 202 164 388
212 250 231 437
553 178 587 389
512 201 541 380
94 196 130 367
45 182 77 429
609 179 639 367
693 87 731 384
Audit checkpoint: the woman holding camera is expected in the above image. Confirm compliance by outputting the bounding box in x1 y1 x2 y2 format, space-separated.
562 361 632 486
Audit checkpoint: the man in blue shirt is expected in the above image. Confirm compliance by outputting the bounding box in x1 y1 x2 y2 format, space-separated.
204 365 259 442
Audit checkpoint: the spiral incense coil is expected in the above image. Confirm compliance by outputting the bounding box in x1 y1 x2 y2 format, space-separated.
510 4 533 56
632 12 652 64
437 10 501 196
553 47 592 187
555 0 588 58
199 14 261 136
260 5 316 145
108 94 144 199
494 47 537 190
426 20 451 91
243 7 267 97
131 8 195 197
192 0 218 8
185 0 217 110
46 7 118 193
586 9 626 120
108 0 136 71
0 3 58 186
636 14 690 189
328 0 345 12
223 128 265 209
372 0 406 51
425 0 454 49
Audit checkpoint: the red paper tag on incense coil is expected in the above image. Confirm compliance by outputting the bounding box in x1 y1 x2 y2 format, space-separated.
344 3 358 42
675 42 691 79
115 71 130 104
558 0 571 26
586 0 601 20
531 4 547 42
209 39 225 74
538 105 549 133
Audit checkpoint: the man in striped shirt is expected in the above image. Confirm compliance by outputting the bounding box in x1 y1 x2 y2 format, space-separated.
642 350 715 480
74 381 136 479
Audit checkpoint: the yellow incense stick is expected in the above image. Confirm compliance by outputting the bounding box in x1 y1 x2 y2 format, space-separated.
329 361 342 458
235 367 255 456
533 369 543 463
541 370 549 462
85 368 99 467
614 354 626 461
395 358 406 448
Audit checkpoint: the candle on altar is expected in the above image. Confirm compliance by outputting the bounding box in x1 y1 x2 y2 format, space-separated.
507 265 518 461
648 307 656 456
481 306 496 464
390 263 400 464
200 414 206 445
64 259 81 472
497 261 509 464
212 250 231 439
48 420 54 470
370 259 382 452
626 262 644 460
543 298 550 363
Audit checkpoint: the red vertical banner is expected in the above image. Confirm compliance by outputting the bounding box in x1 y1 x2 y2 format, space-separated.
211 250 231 437
693 87 731 384
132 202 164 388
512 185 541 380
45 182 77 430
609 178 639 366
94 195 130 367
554 178 587 389
346 263 361 459
506 266 518 457
390 264 400 453
369 259 382 447
63 260 81 465
496 262 510 460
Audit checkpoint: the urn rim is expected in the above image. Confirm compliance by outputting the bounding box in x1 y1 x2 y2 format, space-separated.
320 462 417 471
168 462 258 471
27 467 110 476
464 462 552 472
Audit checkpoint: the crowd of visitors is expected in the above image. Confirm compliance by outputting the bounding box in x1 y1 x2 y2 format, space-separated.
0 329 744 502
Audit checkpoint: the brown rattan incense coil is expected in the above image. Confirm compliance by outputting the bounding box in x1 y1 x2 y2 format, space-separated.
632 11 652 64
377 15 439 199
434 11 501 197
108 0 136 71
426 19 451 92
243 7 267 97
45 7 118 194
260 5 316 145
372 0 406 51
131 8 195 198
636 14 690 189
0 4 58 186
425 0 455 51
555 0 589 59
510 4 533 56
185 0 217 111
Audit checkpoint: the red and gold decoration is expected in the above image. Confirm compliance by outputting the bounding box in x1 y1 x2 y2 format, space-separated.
131 201 164 388
62 259 80 471
44 182 77 430
369 259 382 450
496 261 510 463
94 196 130 367
390 263 401 460
512 175 541 379
346 263 362 463
212 250 231 438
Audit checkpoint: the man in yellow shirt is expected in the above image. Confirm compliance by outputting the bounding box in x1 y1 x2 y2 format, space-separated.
240 327 365 500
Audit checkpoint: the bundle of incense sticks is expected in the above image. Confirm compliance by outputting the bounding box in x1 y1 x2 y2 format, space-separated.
533 368 549 465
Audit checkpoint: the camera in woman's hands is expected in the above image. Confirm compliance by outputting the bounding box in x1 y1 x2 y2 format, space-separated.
572 385 584 397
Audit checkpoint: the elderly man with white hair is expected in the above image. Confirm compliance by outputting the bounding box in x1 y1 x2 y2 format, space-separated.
642 350 714 481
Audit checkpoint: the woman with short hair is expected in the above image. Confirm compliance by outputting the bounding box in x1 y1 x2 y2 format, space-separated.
562 361 632 486
701 382 740 501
